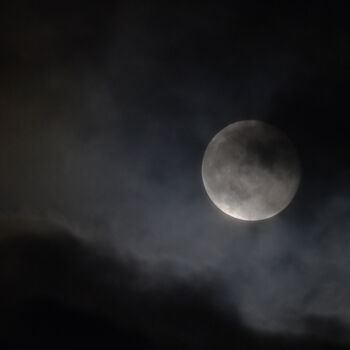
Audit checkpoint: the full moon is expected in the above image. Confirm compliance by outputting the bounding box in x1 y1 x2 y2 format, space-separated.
202 120 301 221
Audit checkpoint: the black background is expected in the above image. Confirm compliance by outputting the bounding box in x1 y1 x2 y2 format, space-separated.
0 1 349 348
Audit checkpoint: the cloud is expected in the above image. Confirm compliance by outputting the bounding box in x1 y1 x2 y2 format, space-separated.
0 220 347 349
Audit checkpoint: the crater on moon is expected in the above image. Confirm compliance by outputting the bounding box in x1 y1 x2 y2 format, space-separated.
201 120 301 221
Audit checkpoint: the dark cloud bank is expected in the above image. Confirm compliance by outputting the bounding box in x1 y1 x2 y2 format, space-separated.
0 222 348 349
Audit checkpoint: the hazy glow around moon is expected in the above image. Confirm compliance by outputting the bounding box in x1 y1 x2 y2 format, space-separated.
202 120 301 221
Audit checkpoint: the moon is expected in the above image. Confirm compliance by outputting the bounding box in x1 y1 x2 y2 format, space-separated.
201 120 301 221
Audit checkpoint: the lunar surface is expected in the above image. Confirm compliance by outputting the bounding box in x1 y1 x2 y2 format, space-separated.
202 120 301 221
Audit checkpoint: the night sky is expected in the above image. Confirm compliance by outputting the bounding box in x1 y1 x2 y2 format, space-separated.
0 1 350 348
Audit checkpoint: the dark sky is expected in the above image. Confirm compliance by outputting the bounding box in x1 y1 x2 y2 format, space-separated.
0 1 350 348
